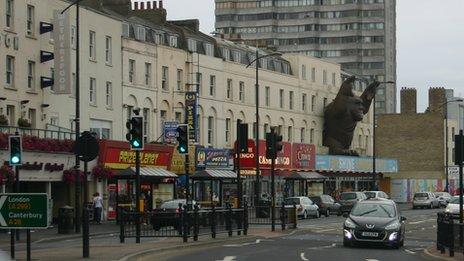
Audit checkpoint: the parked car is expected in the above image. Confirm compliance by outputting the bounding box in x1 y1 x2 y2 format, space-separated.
434 192 452 207
364 191 390 200
343 199 406 249
412 192 439 209
309 195 341 217
151 199 197 231
339 192 367 214
444 196 464 219
284 196 319 219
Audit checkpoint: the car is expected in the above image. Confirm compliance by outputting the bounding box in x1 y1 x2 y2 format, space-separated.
434 192 452 207
151 199 197 231
444 196 464 219
343 199 406 249
412 192 440 209
364 191 390 200
284 196 319 219
309 195 341 217
339 192 367 214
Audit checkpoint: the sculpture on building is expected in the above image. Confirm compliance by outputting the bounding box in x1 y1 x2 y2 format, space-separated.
323 76 379 156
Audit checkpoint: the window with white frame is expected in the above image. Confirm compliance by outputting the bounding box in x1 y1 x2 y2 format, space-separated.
89 31 96 60
311 67 316 82
209 75 216 96
187 39 197 52
129 59 135 83
311 95 316 112
239 81 245 102
27 5 35 36
323 70 327 85
265 86 270 107
204 43 214 56
207 116 214 145
177 69 183 91
289 91 294 110
225 118 231 144
287 126 292 142
175 112 182 123
302 93 307 112
27 61 35 90
310 128 314 143
6 0 14 29
145 62 152 85
89 77 96 105
105 81 112 107
105 36 112 64
226 79 233 100
6 55 14 86
300 128 305 143
162 66 169 90
169 35 178 47
122 23 129 37
279 89 284 108
136 26 146 41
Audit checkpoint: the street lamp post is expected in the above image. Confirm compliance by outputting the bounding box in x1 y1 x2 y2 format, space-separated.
246 50 281 206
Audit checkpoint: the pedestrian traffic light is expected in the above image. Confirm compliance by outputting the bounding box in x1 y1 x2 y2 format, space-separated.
176 124 189 154
9 136 22 166
126 116 144 150
266 131 276 159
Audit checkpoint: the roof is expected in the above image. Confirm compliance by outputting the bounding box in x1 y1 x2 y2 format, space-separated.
284 172 326 180
191 169 237 180
115 167 178 178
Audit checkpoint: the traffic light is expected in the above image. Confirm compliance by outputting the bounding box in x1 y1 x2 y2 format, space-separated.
275 133 283 153
237 120 248 153
9 136 22 166
126 116 144 150
176 124 189 154
266 131 276 159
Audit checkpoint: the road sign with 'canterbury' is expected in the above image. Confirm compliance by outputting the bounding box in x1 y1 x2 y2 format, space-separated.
0 193 48 229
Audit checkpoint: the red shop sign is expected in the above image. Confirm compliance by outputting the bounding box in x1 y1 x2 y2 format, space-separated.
235 139 291 170
291 143 316 170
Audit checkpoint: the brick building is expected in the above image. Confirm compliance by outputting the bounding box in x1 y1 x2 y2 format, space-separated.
376 87 458 202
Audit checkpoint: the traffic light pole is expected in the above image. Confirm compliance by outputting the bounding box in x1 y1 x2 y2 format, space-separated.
83 161 89 257
270 156 275 232
185 154 190 210
135 150 141 243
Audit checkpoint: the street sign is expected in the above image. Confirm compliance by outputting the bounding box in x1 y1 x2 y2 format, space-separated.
0 193 48 229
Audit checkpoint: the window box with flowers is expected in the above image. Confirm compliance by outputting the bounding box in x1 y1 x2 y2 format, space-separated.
91 165 113 181
0 115 8 126
62 169 85 185
17 118 32 128
0 165 15 186
0 133 75 154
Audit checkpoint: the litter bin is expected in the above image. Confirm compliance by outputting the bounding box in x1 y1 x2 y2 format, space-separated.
256 199 271 218
58 205 74 234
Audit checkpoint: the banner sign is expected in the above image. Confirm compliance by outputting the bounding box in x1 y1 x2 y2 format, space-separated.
238 139 292 170
0 193 48 229
316 155 398 173
163 121 178 143
53 10 71 94
185 92 197 141
102 148 170 169
196 148 231 169
291 143 316 170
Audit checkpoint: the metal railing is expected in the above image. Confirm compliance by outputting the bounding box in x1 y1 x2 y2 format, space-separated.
436 212 464 257
0 126 75 140
248 203 297 230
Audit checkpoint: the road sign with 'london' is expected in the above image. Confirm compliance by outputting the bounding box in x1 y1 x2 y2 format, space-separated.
0 193 48 229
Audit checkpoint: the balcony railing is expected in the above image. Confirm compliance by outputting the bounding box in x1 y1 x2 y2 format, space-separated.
0 126 75 140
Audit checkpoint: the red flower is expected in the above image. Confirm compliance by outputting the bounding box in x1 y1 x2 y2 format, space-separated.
91 165 113 180
62 169 85 185
0 165 15 186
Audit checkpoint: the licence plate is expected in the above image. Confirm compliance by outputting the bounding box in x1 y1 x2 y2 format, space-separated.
362 232 379 237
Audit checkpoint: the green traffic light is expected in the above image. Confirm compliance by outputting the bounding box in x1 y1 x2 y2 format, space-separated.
132 140 140 147
179 146 186 153
11 156 20 164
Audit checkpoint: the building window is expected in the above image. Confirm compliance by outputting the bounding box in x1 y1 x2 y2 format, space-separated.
332 72 336 86
105 81 112 107
323 70 327 85
279 89 284 108
162 66 168 90
226 79 233 100
207 116 214 145
105 36 112 64
289 91 294 110
311 95 316 111
6 0 14 28
287 126 292 142
302 93 307 112
225 118 231 144
6 55 14 86
239 81 245 102
323 97 328 108
89 31 96 60
310 128 315 143
27 61 35 90
26 5 35 36
6 105 15 126
205 43 214 56
175 112 182 123
143 108 149 143
209 75 216 96
265 86 270 107
196 73 202 94
311 67 316 82
452 127 455 141
187 39 197 52
302 65 306 80
129 59 135 83
177 69 183 91
358 134 362 148
300 128 305 143
264 123 269 137
145 62 151 85
89 77 96 105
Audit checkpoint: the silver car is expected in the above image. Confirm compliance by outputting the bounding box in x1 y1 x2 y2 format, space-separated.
444 196 464 218
434 192 452 207
284 196 319 219
412 192 440 209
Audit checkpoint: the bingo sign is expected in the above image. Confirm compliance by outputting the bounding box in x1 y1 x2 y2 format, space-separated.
185 92 197 141
163 121 179 143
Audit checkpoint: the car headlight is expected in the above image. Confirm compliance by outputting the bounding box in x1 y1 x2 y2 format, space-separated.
385 221 400 230
344 218 356 229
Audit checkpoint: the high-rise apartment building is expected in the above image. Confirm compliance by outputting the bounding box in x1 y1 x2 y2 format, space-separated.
215 0 397 114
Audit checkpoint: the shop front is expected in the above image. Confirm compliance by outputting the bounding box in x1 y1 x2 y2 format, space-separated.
98 140 175 220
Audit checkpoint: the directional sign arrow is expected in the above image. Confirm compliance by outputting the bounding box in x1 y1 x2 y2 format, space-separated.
0 196 7 226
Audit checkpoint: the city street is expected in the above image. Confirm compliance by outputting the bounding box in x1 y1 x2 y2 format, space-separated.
143 205 441 261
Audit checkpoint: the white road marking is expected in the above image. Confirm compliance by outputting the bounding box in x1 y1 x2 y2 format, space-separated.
314 228 337 233
404 249 415 254
307 243 336 250
223 239 272 247
408 218 435 225
216 256 236 261
365 259 380 261
300 252 309 261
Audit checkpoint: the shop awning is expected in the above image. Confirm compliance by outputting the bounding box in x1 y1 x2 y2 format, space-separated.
284 172 327 180
115 167 178 178
191 169 237 179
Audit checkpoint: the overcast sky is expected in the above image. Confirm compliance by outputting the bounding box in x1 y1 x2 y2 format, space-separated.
164 0 464 112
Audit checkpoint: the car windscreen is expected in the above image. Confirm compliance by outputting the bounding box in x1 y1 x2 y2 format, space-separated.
434 192 444 196
284 198 300 205
160 200 185 209
365 192 376 198
309 197 321 203
450 197 462 204
414 193 428 198
340 193 357 200
351 203 396 218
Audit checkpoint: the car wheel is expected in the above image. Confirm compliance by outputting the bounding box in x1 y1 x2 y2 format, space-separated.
303 210 308 219
337 210 342 216
325 209 330 217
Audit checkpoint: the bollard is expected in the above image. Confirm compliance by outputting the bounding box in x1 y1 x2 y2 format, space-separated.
182 205 188 243
280 202 286 231
227 204 233 237
449 215 454 257
243 201 248 236
237 207 242 236
193 204 199 241
119 210 125 243
177 203 183 235
293 204 297 229
211 205 217 238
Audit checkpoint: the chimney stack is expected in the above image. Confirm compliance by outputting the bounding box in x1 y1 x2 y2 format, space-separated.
400 87 417 114
428 87 446 116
